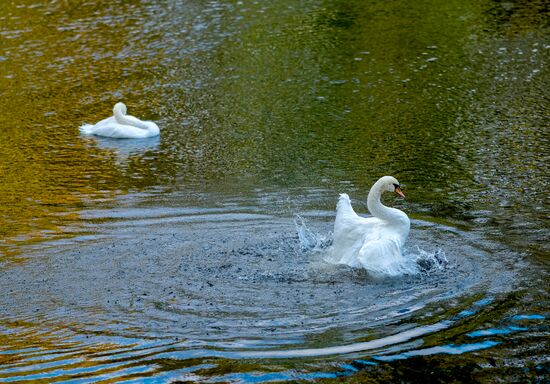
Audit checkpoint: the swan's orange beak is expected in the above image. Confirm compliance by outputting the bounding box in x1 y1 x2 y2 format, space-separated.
395 186 405 198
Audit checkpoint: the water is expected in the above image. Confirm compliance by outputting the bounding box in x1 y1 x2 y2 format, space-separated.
0 0 548 382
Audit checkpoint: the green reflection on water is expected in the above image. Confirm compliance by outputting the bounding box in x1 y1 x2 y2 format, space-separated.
0 1 547 251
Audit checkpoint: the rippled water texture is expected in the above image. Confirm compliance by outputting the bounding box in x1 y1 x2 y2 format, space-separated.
0 0 548 382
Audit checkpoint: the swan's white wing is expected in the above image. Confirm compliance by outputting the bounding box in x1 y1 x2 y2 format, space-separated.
80 116 117 135
118 114 149 128
334 193 374 235
81 121 154 138
330 193 377 263
356 235 405 276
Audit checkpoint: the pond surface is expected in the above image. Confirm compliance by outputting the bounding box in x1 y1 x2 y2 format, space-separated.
0 0 548 382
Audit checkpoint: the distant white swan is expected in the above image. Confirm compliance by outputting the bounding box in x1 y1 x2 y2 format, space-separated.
328 176 410 276
80 102 160 139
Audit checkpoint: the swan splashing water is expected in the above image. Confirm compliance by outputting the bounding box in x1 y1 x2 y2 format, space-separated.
80 102 160 139
326 176 415 277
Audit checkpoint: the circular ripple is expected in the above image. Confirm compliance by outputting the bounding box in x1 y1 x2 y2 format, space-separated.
2 204 521 356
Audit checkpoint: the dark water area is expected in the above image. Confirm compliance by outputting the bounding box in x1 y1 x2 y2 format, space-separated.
0 0 548 382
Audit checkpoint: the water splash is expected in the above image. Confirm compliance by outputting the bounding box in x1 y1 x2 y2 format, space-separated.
294 214 331 252
295 215 448 277
407 246 448 274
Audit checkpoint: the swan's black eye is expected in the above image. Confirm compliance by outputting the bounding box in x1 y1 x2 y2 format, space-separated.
393 183 400 190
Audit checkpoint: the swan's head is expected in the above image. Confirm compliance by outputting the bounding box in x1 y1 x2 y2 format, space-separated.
379 176 405 198
113 102 127 116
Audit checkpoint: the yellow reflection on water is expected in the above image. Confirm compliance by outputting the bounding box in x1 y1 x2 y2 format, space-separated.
0 316 135 382
0 1 151 260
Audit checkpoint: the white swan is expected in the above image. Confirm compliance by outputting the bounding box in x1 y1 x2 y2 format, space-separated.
328 176 411 276
80 102 160 139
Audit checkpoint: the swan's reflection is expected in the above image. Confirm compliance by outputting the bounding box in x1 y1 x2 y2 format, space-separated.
84 135 160 165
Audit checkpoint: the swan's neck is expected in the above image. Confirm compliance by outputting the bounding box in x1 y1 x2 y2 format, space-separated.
113 105 149 130
367 182 401 223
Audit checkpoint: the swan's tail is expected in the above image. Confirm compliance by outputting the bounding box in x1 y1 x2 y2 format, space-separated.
336 193 351 210
79 124 94 135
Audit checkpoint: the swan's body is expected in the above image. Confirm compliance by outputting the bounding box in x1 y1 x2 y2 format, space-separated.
80 102 159 139
328 176 410 276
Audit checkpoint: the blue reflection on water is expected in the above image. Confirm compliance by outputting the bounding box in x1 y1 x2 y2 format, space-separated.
466 312 544 338
0 357 83 374
0 361 138 383
352 359 379 366
372 340 500 362
121 364 216 384
339 363 359 372
467 326 528 338
211 370 345 383
86 135 160 157
0 347 41 356
455 309 476 319
511 314 545 321
473 298 494 307
454 296 494 320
